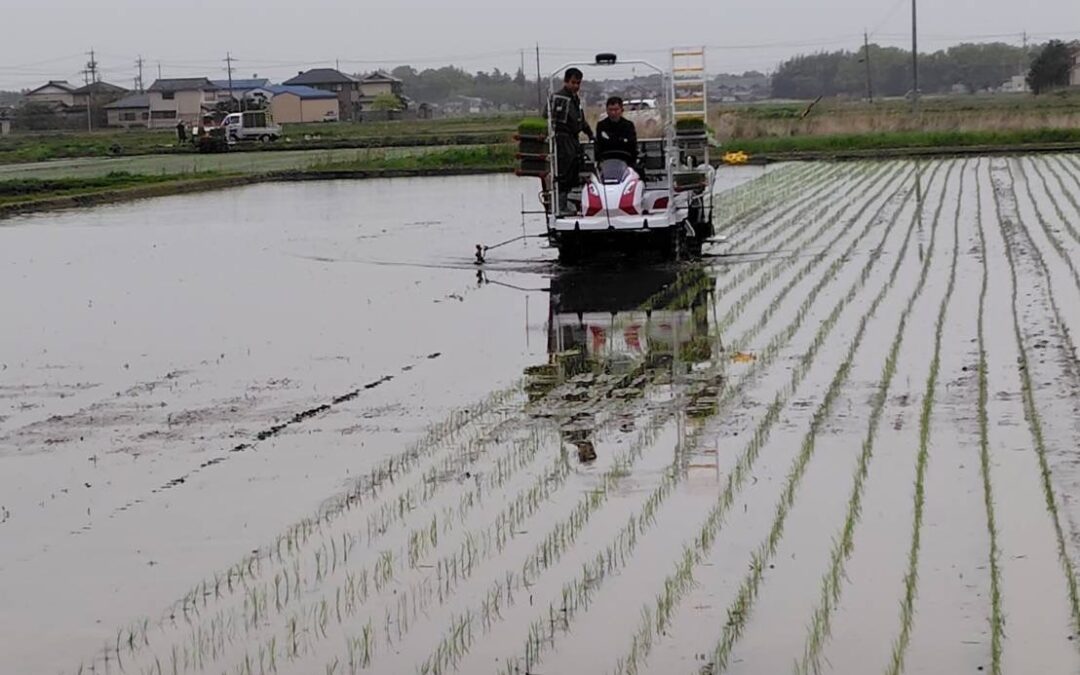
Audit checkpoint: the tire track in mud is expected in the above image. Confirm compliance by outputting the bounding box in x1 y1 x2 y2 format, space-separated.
71 355 443 536
476 164 927 675
989 157 1080 655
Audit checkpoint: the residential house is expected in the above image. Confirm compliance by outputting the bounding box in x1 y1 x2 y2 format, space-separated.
442 95 487 116
209 78 273 108
106 93 150 128
1000 75 1030 94
0 108 11 136
268 85 339 123
357 71 406 109
72 81 127 108
147 78 218 128
283 68 360 120
25 80 78 107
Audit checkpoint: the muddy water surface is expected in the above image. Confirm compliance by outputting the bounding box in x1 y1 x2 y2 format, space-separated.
6 160 1080 675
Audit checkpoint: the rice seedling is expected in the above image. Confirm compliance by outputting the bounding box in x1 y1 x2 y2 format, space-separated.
605 162 942 675
488 164 937 675
80 165 890 675
989 157 1080 644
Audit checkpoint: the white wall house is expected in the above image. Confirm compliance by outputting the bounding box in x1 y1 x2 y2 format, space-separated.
147 78 219 128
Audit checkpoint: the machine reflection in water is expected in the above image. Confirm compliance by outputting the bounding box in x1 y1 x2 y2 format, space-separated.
525 266 723 469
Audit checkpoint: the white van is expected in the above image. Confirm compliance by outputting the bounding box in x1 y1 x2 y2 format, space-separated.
222 111 282 143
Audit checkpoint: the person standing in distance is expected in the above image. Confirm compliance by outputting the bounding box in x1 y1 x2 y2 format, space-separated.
547 68 594 215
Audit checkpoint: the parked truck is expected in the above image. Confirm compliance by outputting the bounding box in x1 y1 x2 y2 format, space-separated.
221 111 282 143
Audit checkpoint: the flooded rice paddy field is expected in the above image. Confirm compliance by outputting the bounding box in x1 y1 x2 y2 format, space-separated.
4 157 1080 674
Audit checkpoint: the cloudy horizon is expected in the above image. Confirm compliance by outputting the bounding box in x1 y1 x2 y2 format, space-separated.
2 0 1078 91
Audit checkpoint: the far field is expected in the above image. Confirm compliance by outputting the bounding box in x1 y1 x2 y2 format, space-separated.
4 156 1080 674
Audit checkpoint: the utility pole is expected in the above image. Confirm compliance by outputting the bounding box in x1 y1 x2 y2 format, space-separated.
225 52 236 112
87 48 98 83
157 62 162 80
911 0 919 114
535 44 543 115
86 48 98 132
863 31 874 104
1021 31 1029 77
135 55 145 93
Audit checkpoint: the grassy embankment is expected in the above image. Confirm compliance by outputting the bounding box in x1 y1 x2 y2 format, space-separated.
0 116 519 164
3 92 1080 214
713 91 1080 156
0 146 515 215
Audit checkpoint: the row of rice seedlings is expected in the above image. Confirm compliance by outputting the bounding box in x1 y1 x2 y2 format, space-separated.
223 197 838 669
1024 158 1080 296
706 164 862 299
214 298 724 673
596 162 939 675
715 163 843 240
183 387 520 597
135 264 734 673
723 164 916 364
989 158 1080 640
714 162 902 338
705 161 957 675
99 390 528 673
487 164 934 675
715 163 849 251
1031 156 1080 241
972 158 1004 675
710 163 889 322
1039 155 1080 243
88 166 849 675
792 160 962 675
1008 160 1080 394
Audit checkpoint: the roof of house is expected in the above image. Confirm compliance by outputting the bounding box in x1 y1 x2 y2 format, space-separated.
268 84 339 100
106 93 151 109
359 70 402 84
209 78 272 91
27 80 77 95
148 77 218 93
283 68 356 86
72 81 127 95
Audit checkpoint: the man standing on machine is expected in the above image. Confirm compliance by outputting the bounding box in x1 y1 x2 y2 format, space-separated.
548 68 594 215
595 96 637 167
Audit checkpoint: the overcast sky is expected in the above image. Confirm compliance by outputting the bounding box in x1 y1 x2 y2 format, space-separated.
2 0 1078 90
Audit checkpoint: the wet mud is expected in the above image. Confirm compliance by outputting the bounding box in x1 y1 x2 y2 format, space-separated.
4 161 1080 675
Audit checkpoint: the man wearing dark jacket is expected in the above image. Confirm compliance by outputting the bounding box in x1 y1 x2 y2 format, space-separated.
547 68 594 215
595 96 637 166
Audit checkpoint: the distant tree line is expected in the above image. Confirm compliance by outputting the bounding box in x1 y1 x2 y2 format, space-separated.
390 65 536 109
772 41 1036 99
1027 40 1076 94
